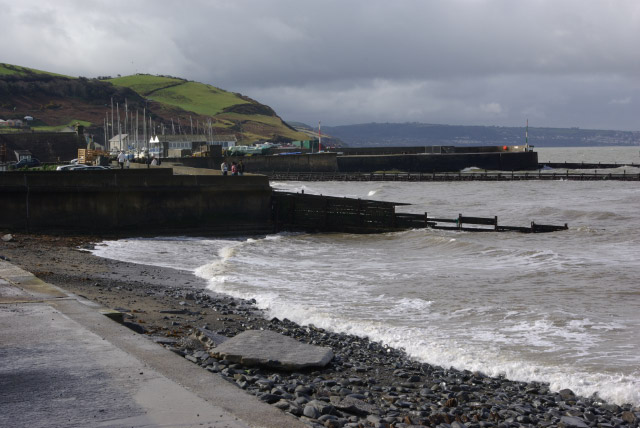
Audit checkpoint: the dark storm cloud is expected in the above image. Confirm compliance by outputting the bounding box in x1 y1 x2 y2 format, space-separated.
1 0 639 130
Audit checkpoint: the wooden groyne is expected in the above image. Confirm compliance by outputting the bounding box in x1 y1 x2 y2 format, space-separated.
539 161 640 169
266 170 640 182
271 192 568 234
394 212 568 233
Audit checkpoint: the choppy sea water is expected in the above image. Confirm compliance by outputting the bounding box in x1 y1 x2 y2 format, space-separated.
91 146 640 406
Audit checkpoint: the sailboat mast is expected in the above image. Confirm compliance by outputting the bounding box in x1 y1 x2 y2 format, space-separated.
124 99 128 147
143 108 147 150
117 102 122 150
110 97 114 139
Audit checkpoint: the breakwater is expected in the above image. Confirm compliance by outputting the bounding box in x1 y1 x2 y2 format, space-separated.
336 151 538 173
175 148 538 174
331 145 529 155
265 170 640 182
540 161 640 169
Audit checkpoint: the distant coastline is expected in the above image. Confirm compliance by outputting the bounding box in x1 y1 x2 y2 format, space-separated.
318 122 640 148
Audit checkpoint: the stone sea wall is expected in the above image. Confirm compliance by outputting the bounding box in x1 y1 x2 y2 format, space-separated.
0 169 273 234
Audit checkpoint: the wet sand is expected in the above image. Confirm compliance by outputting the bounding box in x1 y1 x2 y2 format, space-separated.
0 234 256 340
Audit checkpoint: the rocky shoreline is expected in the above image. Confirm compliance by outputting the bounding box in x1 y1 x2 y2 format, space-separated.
1 234 638 428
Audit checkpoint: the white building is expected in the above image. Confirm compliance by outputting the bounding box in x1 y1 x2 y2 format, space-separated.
148 134 237 158
108 134 129 152
209 135 237 148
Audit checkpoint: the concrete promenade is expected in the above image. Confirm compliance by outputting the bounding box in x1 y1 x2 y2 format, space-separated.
0 260 305 428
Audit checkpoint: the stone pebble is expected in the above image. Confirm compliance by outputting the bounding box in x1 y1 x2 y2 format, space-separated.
162 289 640 428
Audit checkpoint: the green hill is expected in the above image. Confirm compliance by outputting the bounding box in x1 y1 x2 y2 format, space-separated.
0 63 72 78
0 63 306 144
108 75 249 116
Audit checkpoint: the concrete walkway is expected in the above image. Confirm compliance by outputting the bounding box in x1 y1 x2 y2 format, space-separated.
0 260 305 428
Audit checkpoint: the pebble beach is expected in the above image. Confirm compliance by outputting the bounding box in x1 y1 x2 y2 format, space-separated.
1 233 638 428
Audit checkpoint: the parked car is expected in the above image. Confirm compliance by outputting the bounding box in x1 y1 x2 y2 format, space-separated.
13 158 41 169
68 165 111 170
56 164 78 171
56 164 111 171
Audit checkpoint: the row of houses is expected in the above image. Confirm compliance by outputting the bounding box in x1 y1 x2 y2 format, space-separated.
0 119 23 127
0 116 34 127
108 133 237 157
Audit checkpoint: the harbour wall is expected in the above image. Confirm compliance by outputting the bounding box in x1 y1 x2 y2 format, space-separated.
336 145 529 155
0 169 273 234
173 153 339 173
222 151 536 173
226 153 338 173
148 150 537 174
337 151 538 172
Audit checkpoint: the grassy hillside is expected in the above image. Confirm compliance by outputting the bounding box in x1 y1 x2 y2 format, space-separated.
1 64 307 144
31 119 91 132
108 76 249 116
107 74 306 143
0 63 72 78
106 75 182 94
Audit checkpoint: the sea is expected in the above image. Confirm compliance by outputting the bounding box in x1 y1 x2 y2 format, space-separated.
91 146 640 406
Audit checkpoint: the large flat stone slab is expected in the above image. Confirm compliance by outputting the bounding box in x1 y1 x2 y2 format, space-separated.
211 330 334 370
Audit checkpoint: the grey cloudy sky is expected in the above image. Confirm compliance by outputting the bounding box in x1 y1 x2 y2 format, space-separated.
1 0 639 130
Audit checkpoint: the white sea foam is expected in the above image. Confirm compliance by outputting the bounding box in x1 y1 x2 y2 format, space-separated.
295 300 636 404
200 281 640 405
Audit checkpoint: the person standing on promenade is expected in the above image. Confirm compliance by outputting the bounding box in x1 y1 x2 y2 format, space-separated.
238 160 245 176
221 160 228 176
231 162 238 176
117 151 126 169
